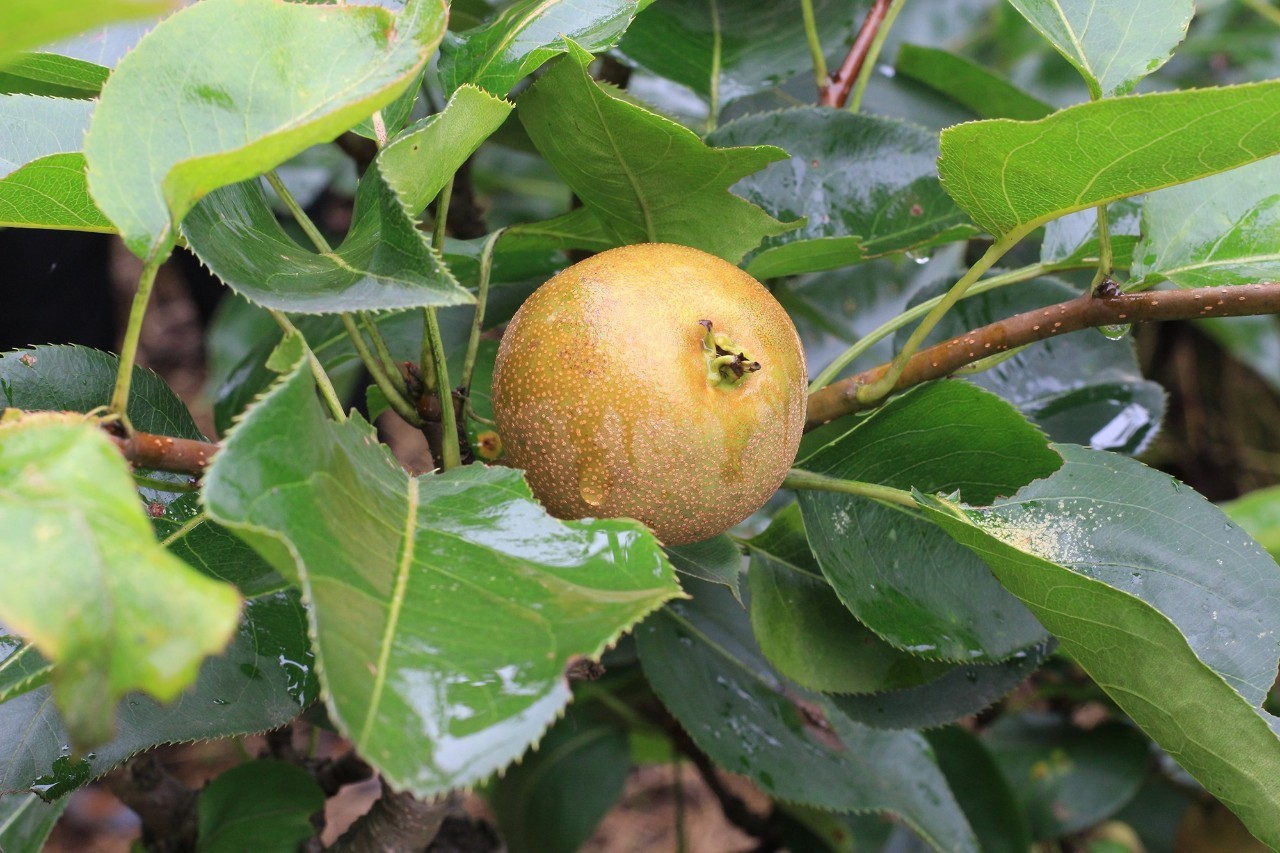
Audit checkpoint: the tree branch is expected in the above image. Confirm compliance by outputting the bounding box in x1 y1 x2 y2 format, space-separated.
108 430 217 475
324 781 450 853
806 282 1280 430
104 752 199 852
819 0 890 108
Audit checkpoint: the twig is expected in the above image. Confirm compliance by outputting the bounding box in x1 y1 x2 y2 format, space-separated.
110 252 166 426
104 752 198 852
819 0 890 108
800 0 829 94
847 0 907 112
806 281 1280 429
325 780 449 853
109 431 217 474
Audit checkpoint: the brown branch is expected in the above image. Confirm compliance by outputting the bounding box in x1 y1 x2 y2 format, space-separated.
819 0 890 108
325 781 450 853
104 753 199 852
806 282 1280 430
107 430 218 476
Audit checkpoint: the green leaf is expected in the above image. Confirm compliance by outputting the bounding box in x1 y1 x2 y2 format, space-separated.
83 0 447 258
182 174 470 315
828 641 1052 731
439 0 638 97
917 444 1280 847
983 714 1149 840
517 42 794 263
203 335 682 796
899 277 1166 456
1039 199 1142 268
0 632 50 704
378 84 513 216
0 591 317 798
197 760 324 853
0 794 67 852
636 578 978 851
488 702 630 853
495 206 617 258
155 494 289 598
1004 0 1193 98
745 504 951 694
1222 485 1280 561
797 382 1058 662
618 0 861 108
0 0 172 68
894 44 1052 121
664 535 742 600
925 727 1033 853
706 108 977 279
0 412 241 748
0 95 111 231
0 53 109 98
938 81 1280 240
1131 156 1280 288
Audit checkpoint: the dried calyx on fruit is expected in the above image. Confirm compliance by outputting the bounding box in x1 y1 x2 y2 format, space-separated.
491 243 807 546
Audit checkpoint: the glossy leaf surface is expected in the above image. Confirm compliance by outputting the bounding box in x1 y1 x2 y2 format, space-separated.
378 84 513 216
0 591 316 797
518 42 793 263
1039 199 1142 268
797 382 1057 662
745 504 950 695
1005 0 1192 98
488 702 630 853
636 578 978 851
182 174 469 315
0 412 240 748
0 630 50 704
84 0 447 258
939 82 1280 239
0 53 109 98
619 0 861 108
0 95 110 231
197 760 324 853
919 444 1280 847
983 713 1149 840
1130 156 1280 288
0 0 171 67
440 0 637 97
203 336 682 796
708 109 976 278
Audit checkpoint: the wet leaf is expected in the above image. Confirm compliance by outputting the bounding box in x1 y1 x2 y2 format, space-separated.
203 335 682 796
983 713 1149 840
0 412 241 748
439 0 638 97
745 504 951 694
619 0 862 109
84 0 447 258
636 578 978 851
0 95 110 231
182 173 470 315
707 109 977 278
518 41 794 263
939 82 1280 239
1005 0 1192 98
0 591 317 797
197 760 324 853
918 444 1280 847
1130 157 1280 289
1039 199 1142 269
797 382 1058 662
